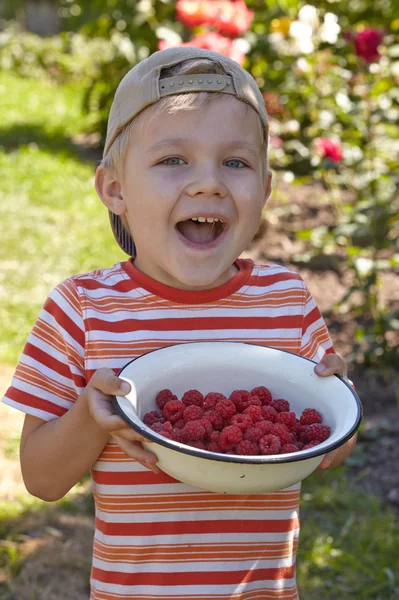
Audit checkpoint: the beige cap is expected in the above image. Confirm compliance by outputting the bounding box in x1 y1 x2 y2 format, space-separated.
104 46 268 256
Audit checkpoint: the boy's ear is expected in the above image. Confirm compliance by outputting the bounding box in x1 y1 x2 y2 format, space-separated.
263 169 272 206
95 165 126 215
262 170 272 207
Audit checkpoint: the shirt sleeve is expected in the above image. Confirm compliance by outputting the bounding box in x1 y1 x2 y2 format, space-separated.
1 278 86 421
300 284 335 362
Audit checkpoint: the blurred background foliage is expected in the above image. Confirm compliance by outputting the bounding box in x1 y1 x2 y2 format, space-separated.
0 0 398 367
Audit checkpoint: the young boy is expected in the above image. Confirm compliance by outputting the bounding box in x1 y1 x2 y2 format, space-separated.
3 47 357 599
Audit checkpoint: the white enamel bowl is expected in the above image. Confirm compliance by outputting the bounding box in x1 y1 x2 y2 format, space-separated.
114 342 362 494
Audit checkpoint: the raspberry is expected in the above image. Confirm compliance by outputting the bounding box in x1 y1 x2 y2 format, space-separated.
156 389 176 410
297 424 310 443
236 440 259 455
210 431 220 443
215 399 236 420
243 405 263 423
261 405 278 423
281 443 298 454
219 425 243 452
258 420 274 435
251 386 272 406
163 399 185 423
203 392 226 411
143 410 163 426
305 424 331 443
190 440 206 449
302 440 320 450
229 389 252 412
183 405 204 422
300 408 323 426
270 423 293 446
163 421 173 433
259 434 281 455
244 425 265 443
296 442 305 450
150 422 164 433
276 411 297 430
203 410 224 431
230 413 252 432
181 389 204 407
182 420 206 442
207 441 221 453
174 419 185 430
200 417 214 438
247 395 262 408
171 429 185 443
271 399 290 413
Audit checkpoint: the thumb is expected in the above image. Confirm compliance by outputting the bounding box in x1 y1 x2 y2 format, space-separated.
89 368 131 396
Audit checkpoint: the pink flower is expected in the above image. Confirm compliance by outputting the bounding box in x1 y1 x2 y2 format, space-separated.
315 138 343 163
159 31 246 65
346 28 383 63
176 0 253 37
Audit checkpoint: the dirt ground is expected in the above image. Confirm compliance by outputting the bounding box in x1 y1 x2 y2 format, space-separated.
0 179 398 599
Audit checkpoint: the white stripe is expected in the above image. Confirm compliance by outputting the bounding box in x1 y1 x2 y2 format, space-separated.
94 508 299 522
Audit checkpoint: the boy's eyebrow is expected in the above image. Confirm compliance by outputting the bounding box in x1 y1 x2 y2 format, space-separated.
145 137 261 159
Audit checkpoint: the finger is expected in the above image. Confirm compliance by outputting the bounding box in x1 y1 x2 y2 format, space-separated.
89 367 131 396
314 353 347 378
113 436 161 473
87 389 131 431
318 455 332 470
112 427 153 444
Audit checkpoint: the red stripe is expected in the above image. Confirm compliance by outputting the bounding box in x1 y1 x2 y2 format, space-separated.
92 469 177 486
301 306 323 333
92 564 296 586
6 386 67 417
24 342 75 381
75 277 139 293
44 297 85 349
95 517 299 537
86 315 303 334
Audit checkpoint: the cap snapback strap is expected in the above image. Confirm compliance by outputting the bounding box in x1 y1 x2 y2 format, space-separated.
159 74 236 96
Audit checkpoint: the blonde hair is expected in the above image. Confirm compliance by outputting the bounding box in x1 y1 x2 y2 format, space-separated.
101 58 268 178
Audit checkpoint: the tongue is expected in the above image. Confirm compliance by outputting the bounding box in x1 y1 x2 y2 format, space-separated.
177 221 216 244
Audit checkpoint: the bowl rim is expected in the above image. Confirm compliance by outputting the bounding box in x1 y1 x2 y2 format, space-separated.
113 342 363 465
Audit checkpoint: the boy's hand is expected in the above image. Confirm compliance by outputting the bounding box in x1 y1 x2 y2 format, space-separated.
86 368 161 474
313 352 356 470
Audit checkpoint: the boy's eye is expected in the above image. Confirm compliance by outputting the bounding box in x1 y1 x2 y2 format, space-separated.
161 157 185 165
225 159 247 168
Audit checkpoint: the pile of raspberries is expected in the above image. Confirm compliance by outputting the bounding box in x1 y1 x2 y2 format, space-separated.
142 387 331 456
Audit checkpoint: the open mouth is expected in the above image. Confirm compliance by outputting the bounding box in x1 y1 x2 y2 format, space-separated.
176 217 226 245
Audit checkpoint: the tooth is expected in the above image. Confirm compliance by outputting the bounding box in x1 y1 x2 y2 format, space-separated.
206 217 215 223
197 217 206 223
191 217 199 222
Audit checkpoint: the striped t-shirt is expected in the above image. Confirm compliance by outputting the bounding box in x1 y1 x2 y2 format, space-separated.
3 258 334 599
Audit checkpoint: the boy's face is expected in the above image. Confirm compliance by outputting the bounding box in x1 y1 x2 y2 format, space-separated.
100 96 271 290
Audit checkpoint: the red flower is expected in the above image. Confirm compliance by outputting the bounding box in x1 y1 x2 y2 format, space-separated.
315 138 343 163
176 0 253 37
159 31 246 65
352 28 383 63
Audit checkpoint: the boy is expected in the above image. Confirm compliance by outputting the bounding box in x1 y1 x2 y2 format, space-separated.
3 47 356 599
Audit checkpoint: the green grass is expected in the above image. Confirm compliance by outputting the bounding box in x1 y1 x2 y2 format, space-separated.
298 468 399 599
0 71 125 364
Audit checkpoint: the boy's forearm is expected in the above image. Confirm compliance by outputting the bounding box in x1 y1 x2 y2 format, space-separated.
20 392 109 502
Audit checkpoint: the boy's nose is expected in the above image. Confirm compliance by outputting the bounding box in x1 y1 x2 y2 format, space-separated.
185 164 228 198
